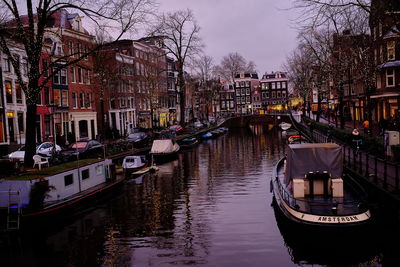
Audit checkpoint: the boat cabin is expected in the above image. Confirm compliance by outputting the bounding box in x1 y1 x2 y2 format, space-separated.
285 143 344 199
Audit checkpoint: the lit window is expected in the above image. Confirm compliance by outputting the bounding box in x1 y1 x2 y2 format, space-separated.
387 41 396 61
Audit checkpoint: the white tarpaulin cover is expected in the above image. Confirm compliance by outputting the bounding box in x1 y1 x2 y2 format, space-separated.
150 139 179 154
285 143 343 183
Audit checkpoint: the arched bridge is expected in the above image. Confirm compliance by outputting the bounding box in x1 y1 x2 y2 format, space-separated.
220 113 292 128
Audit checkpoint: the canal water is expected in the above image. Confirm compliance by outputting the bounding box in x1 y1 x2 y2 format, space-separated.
2 125 400 266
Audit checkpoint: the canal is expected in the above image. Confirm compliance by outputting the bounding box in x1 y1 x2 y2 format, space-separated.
3 125 400 266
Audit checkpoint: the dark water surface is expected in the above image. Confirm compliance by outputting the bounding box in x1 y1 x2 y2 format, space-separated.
3 126 399 266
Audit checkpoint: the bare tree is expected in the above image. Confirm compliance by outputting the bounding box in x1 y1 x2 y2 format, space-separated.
214 52 257 82
0 0 155 165
151 9 202 125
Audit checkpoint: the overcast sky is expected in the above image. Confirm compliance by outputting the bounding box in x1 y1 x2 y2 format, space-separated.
158 0 299 75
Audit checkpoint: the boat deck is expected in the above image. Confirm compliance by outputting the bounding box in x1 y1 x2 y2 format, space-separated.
277 163 364 216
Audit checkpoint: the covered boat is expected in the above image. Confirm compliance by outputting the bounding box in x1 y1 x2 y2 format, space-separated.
279 122 292 131
150 139 180 163
122 155 148 177
272 143 371 227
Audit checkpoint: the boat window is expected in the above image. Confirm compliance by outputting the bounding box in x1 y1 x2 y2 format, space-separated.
81 169 90 180
96 165 103 175
64 174 73 186
126 158 135 162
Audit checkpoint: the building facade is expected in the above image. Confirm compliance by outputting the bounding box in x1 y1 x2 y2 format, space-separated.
234 73 259 114
260 71 288 112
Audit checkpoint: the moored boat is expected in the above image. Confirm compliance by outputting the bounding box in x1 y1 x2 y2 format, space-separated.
200 132 212 140
271 143 371 228
178 137 199 149
122 155 148 174
279 122 292 131
150 139 180 164
0 159 122 229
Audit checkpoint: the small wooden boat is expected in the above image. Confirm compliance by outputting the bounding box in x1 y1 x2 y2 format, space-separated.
179 137 199 149
200 132 212 139
271 143 371 228
287 135 307 144
130 165 159 178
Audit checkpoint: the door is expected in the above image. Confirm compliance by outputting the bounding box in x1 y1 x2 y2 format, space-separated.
8 117 14 143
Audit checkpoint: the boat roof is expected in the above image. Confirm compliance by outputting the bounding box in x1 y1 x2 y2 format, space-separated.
285 143 343 181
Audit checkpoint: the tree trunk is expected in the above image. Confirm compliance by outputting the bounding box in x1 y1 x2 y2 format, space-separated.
178 68 185 125
316 93 321 123
338 85 345 129
24 103 37 167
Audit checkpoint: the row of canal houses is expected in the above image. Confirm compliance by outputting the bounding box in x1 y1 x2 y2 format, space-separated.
0 10 180 155
0 9 290 155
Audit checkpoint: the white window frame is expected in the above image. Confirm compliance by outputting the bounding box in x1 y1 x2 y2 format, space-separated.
386 69 395 87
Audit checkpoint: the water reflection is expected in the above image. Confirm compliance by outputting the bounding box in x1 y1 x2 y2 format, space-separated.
1 125 396 266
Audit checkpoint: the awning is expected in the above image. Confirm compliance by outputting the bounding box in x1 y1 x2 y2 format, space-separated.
370 93 400 99
377 61 400 69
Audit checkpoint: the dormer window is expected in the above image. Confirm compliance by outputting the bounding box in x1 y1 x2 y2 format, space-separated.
387 40 395 61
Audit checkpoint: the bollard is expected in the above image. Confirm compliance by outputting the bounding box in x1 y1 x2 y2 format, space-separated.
396 164 399 190
384 160 387 189
374 157 378 184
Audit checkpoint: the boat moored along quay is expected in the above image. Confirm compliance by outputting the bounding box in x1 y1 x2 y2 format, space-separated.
0 159 123 229
271 143 372 228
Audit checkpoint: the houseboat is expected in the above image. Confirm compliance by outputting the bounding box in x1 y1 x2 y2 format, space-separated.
0 159 123 230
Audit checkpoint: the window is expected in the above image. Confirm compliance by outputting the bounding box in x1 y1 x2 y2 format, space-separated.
78 67 82 83
246 88 250 95
379 22 382 37
37 90 42 105
42 58 48 77
64 174 73 186
44 115 51 136
70 66 75 83
380 45 383 63
62 90 68 107
72 92 77 108
96 165 103 175
79 92 84 108
53 68 60 84
282 82 286 89
386 69 395 87
282 91 286 98
84 45 88 60
388 41 396 61
44 87 50 105
271 83 276 89
277 82 281 89
3 57 10 72
68 41 74 56
15 83 22 104
60 69 67 85
86 70 90 85
5 81 12 103
54 89 60 105
86 93 91 108
374 49 377 65
246 96 250 103
272 91 276 98
81 169 90 180
17 112 23 132
76 43 81 58
22 58 28 76
277 92 281 98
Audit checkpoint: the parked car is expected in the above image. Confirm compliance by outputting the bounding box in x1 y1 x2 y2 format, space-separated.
193 121 204 129
8 142 62 162
169 124 184 134
127 132 150 147
61 140 104 161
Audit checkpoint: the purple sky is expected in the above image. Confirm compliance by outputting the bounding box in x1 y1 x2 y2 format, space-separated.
159 0 299 75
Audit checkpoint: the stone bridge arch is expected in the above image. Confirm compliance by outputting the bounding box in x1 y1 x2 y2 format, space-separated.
221 113 291 128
